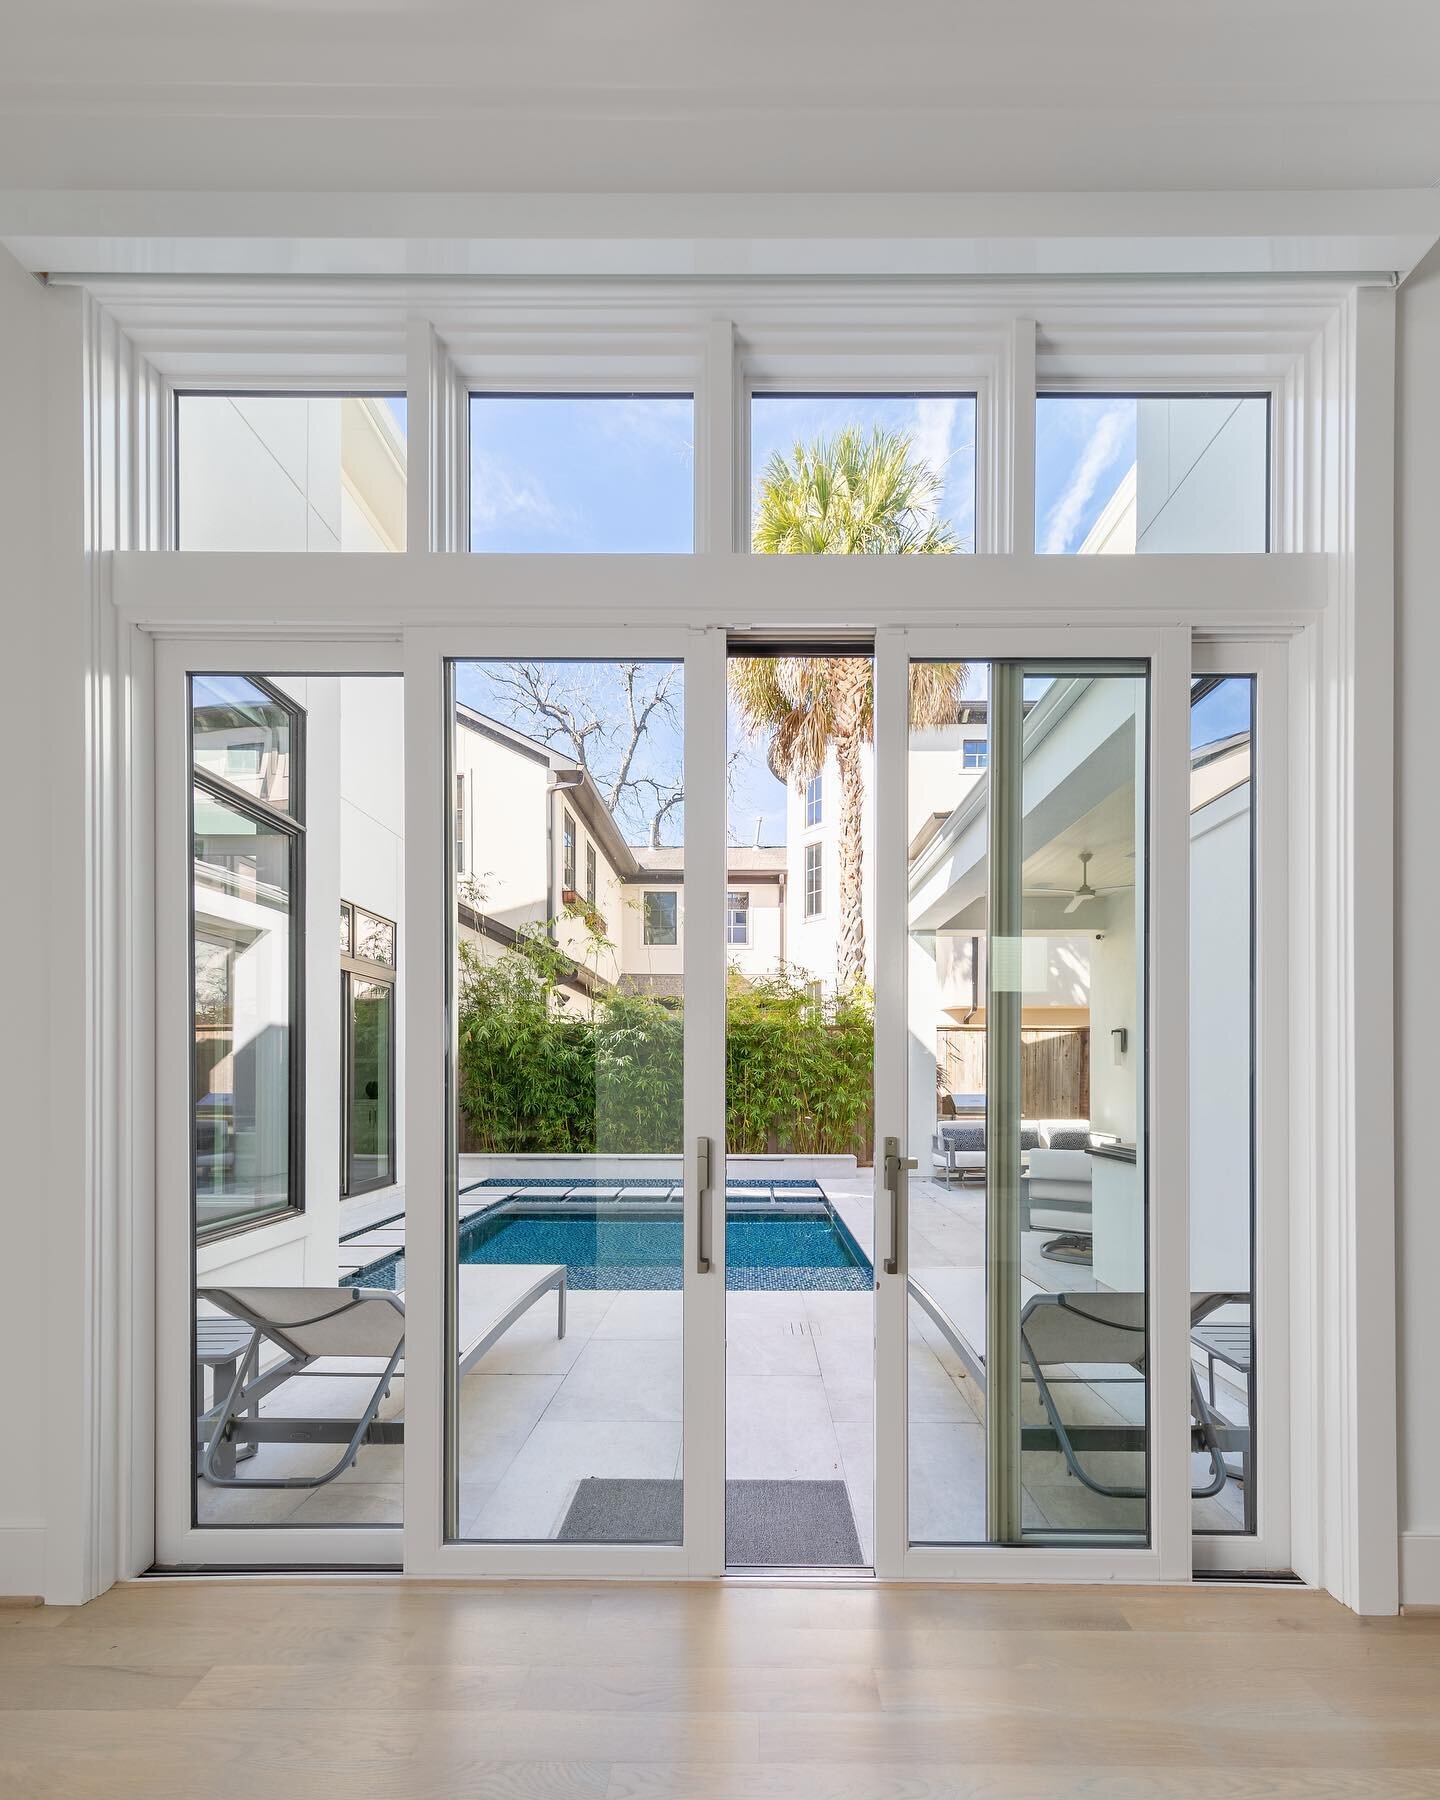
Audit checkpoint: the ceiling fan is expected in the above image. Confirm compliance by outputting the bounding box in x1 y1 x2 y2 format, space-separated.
1064 849 1098 912
1025 849 1128 914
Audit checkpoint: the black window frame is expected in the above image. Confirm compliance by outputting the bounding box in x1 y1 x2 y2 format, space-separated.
188 672 307 1246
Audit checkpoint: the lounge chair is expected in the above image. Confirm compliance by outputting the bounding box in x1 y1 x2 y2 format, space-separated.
196 1263 567 1489
908 1268 1243 1501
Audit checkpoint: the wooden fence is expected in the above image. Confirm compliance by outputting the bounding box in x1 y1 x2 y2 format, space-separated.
937 1026 1090 1120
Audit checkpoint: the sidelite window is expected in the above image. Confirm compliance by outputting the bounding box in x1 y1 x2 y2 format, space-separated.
803 842 823 917
469 394 695 551
644 889 679 945
1035 394 1269 554
340 902 397 1198
189 676 304 1237
751 393 976 553
176 394 407 551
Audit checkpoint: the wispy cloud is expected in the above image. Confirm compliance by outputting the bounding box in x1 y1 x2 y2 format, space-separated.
911 397 975 539
590 397 695 466
1041 404 1129 554
469 452 573 542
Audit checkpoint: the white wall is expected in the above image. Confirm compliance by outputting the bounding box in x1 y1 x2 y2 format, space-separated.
0 247 58 1595
177 396 405 553
1395 243 1440 1605
1135 396 1268 553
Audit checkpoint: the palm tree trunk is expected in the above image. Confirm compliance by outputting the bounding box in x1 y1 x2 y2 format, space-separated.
835 732 867 989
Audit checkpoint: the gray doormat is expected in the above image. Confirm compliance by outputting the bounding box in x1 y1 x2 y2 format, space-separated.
557 1477 864 1567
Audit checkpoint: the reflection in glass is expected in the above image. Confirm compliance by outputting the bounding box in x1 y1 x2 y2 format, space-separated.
1035 395 1268 555
1190 675 1256 1535
354 908 396 968
469 395 694 552
192 784 295 1235
906 661 1149 1545
346 978 395 1195
177 394 407 551
192 675 297 815
451 658 685 1542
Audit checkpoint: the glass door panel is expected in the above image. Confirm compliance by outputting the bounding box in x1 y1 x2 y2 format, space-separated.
174 670 407 1552
905 657 1150 1546
1189 673 1257 1539
448 656 687 1544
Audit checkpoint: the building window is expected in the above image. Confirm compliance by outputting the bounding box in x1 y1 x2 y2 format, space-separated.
805 772 823 827
726 890 750 946
562 810 577 892
341 900 397 1199
962 738 988 770
189 674 305 1240
803 842 823 918
586 841 598 908
644 889 678 945
454 773 466 875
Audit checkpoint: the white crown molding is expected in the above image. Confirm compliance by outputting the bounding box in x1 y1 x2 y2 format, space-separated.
4 189 1437 282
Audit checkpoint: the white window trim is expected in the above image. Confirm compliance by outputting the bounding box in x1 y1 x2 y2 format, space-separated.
52 274 1397 1612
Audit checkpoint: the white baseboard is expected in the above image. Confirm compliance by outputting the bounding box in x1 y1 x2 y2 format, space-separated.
1400 1532 1440 1606
0 1521 45 1598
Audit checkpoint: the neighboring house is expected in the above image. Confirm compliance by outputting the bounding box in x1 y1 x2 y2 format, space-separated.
454 705 790 1003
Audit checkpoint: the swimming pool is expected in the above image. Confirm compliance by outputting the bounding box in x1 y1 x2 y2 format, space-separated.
343 1181 872 1293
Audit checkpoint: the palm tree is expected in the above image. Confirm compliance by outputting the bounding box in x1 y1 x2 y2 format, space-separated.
735 426 968 987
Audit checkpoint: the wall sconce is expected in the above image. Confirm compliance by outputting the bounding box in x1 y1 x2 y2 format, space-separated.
1112 1027 1128 1063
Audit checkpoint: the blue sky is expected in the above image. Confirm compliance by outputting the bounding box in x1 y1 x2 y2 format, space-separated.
1034 396 1137 554
469 396 695 552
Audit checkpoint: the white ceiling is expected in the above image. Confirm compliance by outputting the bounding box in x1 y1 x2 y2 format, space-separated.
3 0 1439 196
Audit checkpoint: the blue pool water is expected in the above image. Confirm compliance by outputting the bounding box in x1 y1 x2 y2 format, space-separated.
344 1184 872 1294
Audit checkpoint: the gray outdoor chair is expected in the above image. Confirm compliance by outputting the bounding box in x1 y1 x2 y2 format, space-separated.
197 1265 566 1489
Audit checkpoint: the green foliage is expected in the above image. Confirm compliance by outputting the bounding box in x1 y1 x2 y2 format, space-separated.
455 928 874 1161
724 969 874 1159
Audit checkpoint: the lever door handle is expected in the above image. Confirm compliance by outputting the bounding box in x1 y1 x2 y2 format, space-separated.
883 1135 918 1276
695 1134 713 1275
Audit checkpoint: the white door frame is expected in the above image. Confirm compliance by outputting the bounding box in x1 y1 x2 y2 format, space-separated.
873 622 1193 1583
400 622 730 1579
146 601 1307 1586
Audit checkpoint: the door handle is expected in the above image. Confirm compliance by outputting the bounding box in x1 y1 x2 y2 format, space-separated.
883 1136 918 1276
696 1134 713 1275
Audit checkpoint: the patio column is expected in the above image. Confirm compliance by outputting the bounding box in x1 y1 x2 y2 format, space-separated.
986 662 1025 1543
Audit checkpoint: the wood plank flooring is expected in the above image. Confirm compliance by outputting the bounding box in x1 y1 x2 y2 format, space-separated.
2 1580 1439 1798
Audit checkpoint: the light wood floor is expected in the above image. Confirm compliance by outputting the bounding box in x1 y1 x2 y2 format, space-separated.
2 1581 1439 1798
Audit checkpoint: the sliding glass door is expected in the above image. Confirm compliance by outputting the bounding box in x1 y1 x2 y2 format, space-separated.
873 627 1193 1579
